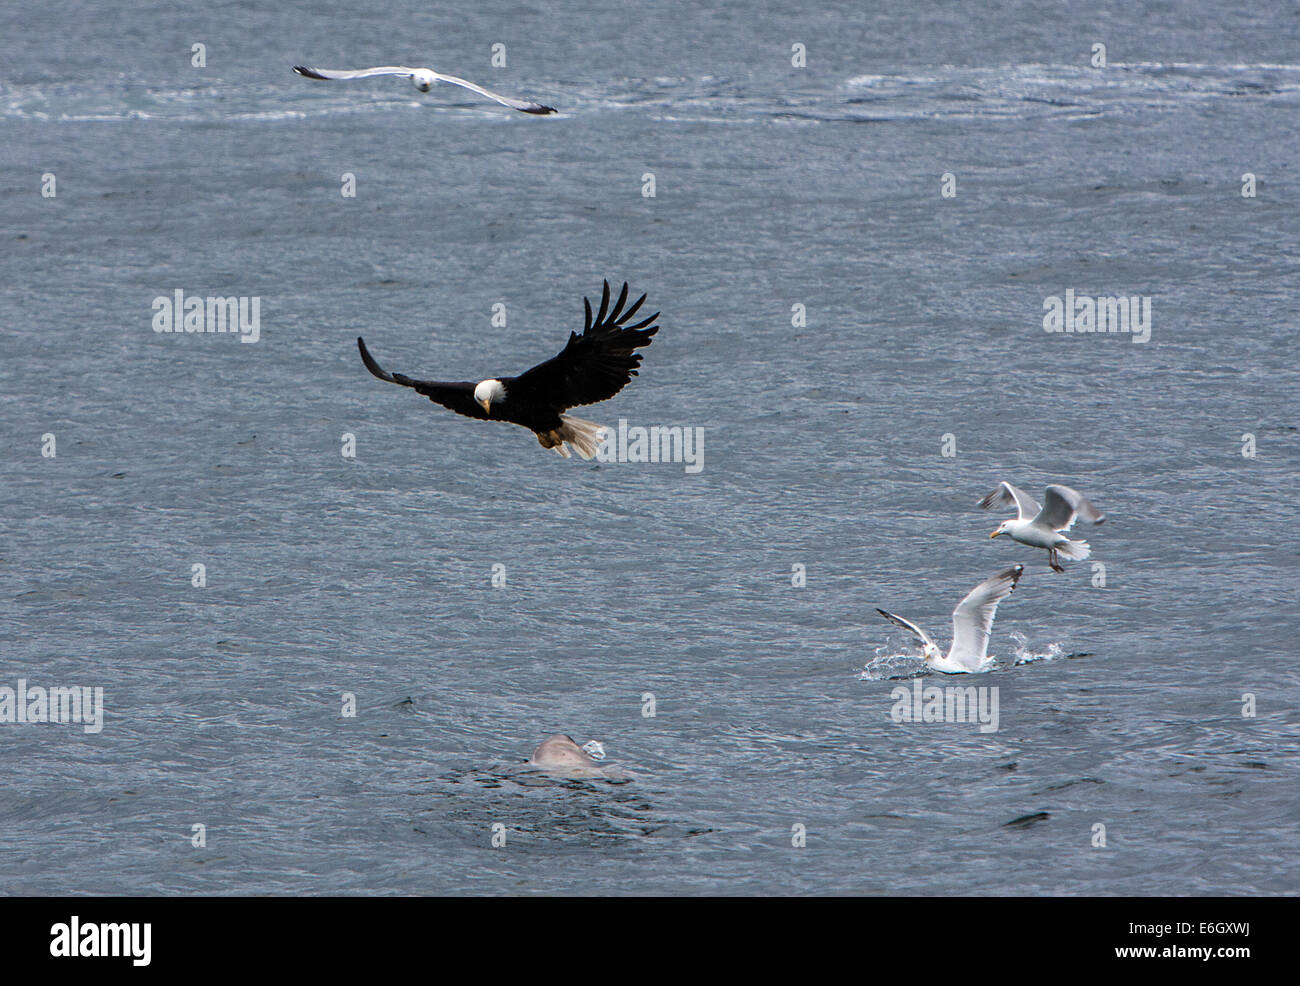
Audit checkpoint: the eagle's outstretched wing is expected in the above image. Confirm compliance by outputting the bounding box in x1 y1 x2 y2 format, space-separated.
357 337 487 420
510 281 659 410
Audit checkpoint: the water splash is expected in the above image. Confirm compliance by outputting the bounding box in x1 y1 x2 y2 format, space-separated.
1006 631 1067 667
860 646 927 681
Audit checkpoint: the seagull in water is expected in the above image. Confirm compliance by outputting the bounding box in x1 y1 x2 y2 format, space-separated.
980 482 1105 572
876 565 1024 674
292 64 556 114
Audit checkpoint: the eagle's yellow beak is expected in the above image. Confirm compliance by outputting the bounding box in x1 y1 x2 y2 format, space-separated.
989 530 1000 539
478 398 491 414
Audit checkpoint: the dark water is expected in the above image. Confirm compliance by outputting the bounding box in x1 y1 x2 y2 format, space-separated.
2 1 1297 894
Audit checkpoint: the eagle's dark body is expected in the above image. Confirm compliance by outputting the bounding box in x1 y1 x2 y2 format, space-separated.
357 281 658 457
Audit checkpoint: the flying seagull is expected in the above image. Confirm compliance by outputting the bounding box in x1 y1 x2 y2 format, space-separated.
357 281 658 459
981 482 1105 572
292 64 555 114
876 565 1024 674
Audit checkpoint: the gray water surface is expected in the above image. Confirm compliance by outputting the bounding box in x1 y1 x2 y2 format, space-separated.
1 0 1298 895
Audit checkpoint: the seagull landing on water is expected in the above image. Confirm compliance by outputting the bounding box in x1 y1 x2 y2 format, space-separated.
292 64 556 114
980 482 1105 572
876 565 1024 674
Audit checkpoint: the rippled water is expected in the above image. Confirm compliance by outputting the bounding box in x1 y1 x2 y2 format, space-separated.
2 0 1298 895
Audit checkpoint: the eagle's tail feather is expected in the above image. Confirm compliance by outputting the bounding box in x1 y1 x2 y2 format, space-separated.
537 415 604 460
558 414 604 460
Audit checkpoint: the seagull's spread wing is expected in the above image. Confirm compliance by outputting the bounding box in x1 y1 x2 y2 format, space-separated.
432 71 555 114
509 281 659 411
978 481 1039 520
1037 484 1104 531
294 65 419 82
875 609 938 652
948 565 1024 669
357 337 487 420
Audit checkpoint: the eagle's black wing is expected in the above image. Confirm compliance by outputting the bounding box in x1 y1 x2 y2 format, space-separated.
508 281 659 411
357 337 488 420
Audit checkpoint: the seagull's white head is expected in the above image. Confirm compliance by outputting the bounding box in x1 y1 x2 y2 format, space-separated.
474 379 506 415
410 69 436 92
921 642 945 665
991 520 1012 539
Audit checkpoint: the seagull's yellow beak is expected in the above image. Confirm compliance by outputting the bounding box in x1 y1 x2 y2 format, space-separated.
478 398 491 415
989 530 1000 539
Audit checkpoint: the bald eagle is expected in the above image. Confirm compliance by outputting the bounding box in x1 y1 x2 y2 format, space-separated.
357 281 659 458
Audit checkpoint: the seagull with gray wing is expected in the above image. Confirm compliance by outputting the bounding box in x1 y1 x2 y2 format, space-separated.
292 64 555 114
981 482 1105 572
876 566 1025 674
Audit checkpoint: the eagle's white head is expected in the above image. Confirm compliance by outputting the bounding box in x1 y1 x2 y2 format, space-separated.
474 379 506 415
410 69 436 92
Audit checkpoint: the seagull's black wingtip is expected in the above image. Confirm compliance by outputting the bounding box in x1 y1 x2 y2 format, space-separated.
521 104 557 115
